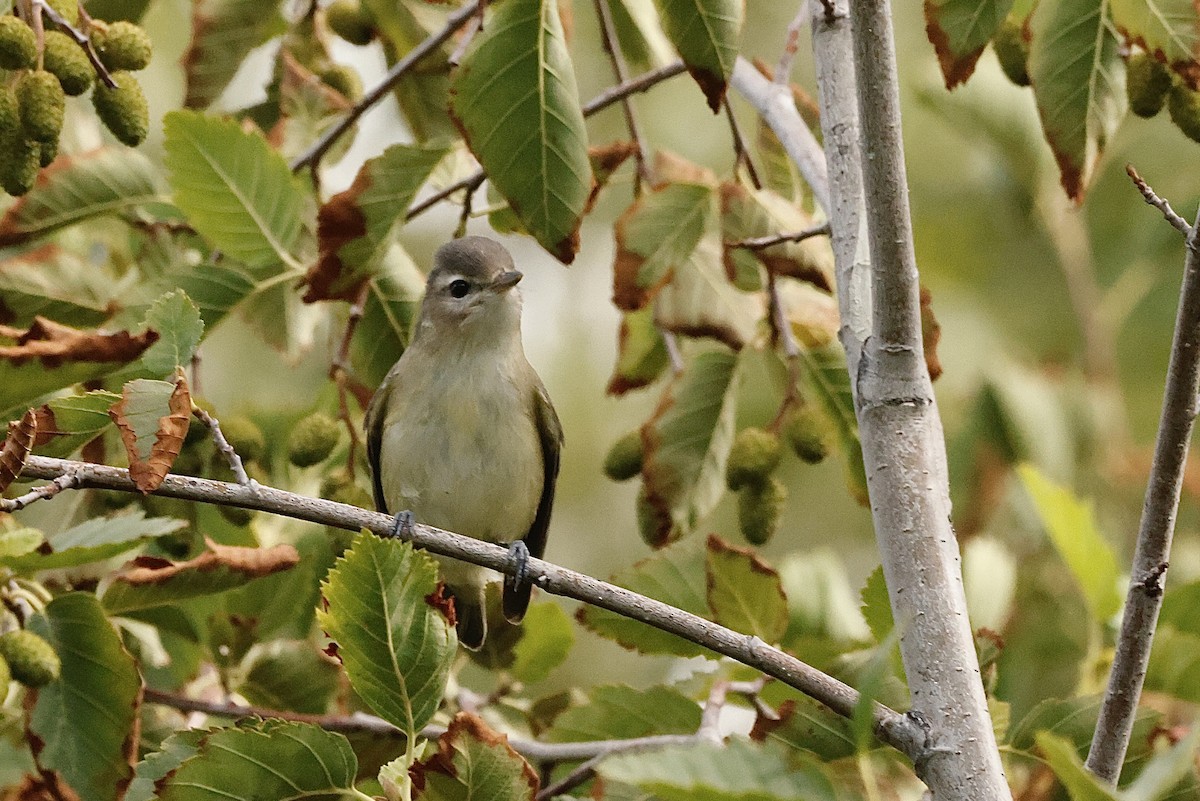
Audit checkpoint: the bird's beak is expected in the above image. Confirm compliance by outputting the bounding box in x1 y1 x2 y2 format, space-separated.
489 270 523 293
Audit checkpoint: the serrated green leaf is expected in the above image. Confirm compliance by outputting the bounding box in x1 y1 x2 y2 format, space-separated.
33 390 119 458
860 565 893 644
654 232 765 350
1007 695 1160 750
0 148 162 246
308 144 448 301
139 291 205 377
450 0 591 262
924 0 1015 88
0 526 42 557
640 349 741 545
614 182 714 310
183 0 287 109
0 246 114 327
751 694 856 761
599 737 837 801
155 720 359 801
578 538 709 657
29 593 142 801
546 684 701 742
412 713 538 801
1111 0 1200 85
236 640 340 715
607 306 669 395
651 0 743 111
351 249 426 389
163 111 307 270
318 533 456 737
1029 0 1126 201
167 262 257 330
510 602 574 684
1017 464 1122 622
1036 731 1120 801
705 535 787 642
3 510 185 571
126 730 206 801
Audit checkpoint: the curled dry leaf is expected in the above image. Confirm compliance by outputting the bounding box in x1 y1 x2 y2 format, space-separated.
0 317 158 366
109 374 192 494
585 141 638 213
920 285 943 381
410 712 538 797
116 538 301 586
0 409 35 493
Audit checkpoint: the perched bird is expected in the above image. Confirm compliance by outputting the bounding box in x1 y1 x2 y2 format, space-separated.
364 236 563 649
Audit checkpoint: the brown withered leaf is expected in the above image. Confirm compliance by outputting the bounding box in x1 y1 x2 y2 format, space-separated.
652 234 765 351
607 307 669 396
921 285 943 381
1 772 82 801
109 373 191 494
585 141 638 213
0 317 157 366
117 539 300 586
0 409 35 493
654 151 718 186
305 187 369 303
720 183 834 291
410 712 538 798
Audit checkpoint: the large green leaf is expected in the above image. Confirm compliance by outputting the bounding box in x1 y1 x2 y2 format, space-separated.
32 390 120 458
1036 732 1120 801
1029 0 1126 201
651 0 743 111
640 349 741 545
0 246 113 328
412 713 538 801
546 684 701 742
578 538 710 657
653 231 764 350
1017 464 1122 622
614 182 714 311
2 510 185 571
1111 0 1200 86
154 720 359 801
317 533 457 737
29 593 142 801
182 0 287 109
236 640 340 715
126 731 206 801
163 111 307 270
599 737 837 801
0 148 162 246
924 0 1016 87
750 693 857 761
450 0 591 262
705 535 787 642
307 144 447 302
351 250 425 389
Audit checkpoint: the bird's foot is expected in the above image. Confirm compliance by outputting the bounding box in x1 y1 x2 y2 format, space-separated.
388 510 416 540
503 540 531 596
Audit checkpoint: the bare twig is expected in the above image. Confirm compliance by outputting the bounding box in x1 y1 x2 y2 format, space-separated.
330 284 371 475
775 4 811 85
1126 165 1192 236
662 330 685 374
406 172 486 221
1086 196 1200 782
730 221 830 250
447 13 481 66
33 0 116 89
289 0 482 173
536 753 605 800
591 0 652 190
698 680 729 744
19 453 925 761
0 469 80 512
723 97 762 190
190 405 251 486
144 687 406 736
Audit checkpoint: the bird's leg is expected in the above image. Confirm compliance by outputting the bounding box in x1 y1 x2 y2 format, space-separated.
503 540 531 595
388 510 417 540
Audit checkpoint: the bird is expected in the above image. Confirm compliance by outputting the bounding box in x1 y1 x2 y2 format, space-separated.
364 236 563 649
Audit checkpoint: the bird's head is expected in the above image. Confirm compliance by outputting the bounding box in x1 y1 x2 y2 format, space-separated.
417 236 525 343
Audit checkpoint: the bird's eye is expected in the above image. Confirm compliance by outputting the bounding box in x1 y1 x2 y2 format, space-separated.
448 279 470 298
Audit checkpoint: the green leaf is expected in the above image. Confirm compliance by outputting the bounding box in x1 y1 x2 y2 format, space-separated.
750 694 856 761
778 549 870 643
792 344 866 503
614 182 714 311
307 144 448 302
640 349 740 545
705 535 787 642
1146 626 1200 703
651 0 743 111
1036 731 1120 801
317 533 457 737
154 720 359 801
510 602 574 684
719 184 834 292
167 262 258 330
163 110 307 270
1160 580 1200 636
607 306 669 395
0 246 114 327
1007 695 1160 751
351 250 426 389
0 147 162 246
450 0 591 262
32 390 120 458
126 730 206 801
3 510 185 571
222 529 336 641
578 538 710 657
608 0 676 72
412 713 538 801
182 0 287 109
236 640 340 715
1028 0 1126 200
859 565 894 644
29 593 142 801
924 0 1015 88
1111 0 1200 85
546 684 701 742
1017 464 1122 622
599 737 837 801
1125 726 1200 801
139 291 205 377
0 526 42 557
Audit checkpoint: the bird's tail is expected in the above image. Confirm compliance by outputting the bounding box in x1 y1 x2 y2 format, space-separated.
453 590 487 650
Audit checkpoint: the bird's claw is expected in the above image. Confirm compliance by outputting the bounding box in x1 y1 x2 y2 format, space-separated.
389 510 416 540
504 540 531 595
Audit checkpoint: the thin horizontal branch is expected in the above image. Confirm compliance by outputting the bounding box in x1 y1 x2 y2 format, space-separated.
20 454 924 761
1126 164 1192 237
730 221 830 251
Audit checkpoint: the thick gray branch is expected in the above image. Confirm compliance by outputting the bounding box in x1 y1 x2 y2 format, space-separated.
18 454 925 761
1086 199 1200 782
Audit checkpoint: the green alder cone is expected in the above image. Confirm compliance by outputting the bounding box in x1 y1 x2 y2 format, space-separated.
738 476 786 546
42 30 93 96
325 0 375 46
0 629 61 687
0 17 36 70
0 135 41 195
92 20 152 72
0 86 18 136
320 469 373 508
992 19 1030 87
92 71 148 146
286 413 341 467
319 64 363 101
783 405 832 464
0 653 10 688
219 415 267 464
1127 53 1172 118
603 430 644 481
635 486 660 546
17 70 65 143
1168 83 1200 143
36 135 56 168
725 428 783 491
45 0 79 26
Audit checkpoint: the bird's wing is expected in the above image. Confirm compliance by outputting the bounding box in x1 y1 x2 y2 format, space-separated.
523 377 563 561
364 378 390 515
